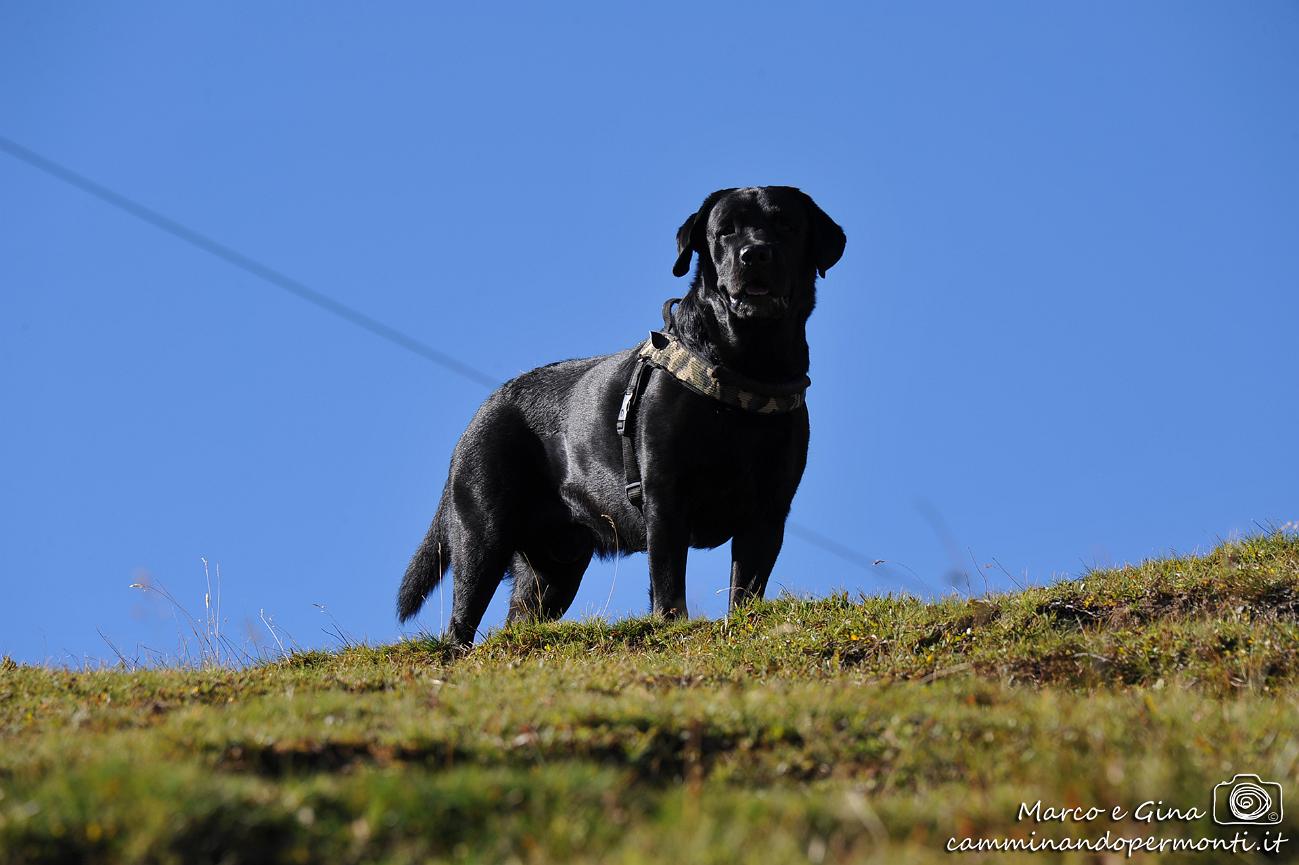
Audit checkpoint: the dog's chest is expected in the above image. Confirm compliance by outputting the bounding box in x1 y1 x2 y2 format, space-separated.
674 408 801 534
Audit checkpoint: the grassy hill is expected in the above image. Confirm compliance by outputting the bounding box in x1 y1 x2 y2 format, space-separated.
3 533 1298 863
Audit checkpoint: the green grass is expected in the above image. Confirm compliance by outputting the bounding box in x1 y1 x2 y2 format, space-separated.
3 533 1298 863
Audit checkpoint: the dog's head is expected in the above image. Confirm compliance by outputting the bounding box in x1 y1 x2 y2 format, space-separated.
672 186 845 321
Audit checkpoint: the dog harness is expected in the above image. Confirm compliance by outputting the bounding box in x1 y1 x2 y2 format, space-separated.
616 297 811 509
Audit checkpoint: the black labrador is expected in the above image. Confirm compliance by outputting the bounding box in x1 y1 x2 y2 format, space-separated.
398 186 845 646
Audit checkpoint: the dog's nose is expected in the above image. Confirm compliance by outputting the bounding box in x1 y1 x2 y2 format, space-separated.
739 244 773 266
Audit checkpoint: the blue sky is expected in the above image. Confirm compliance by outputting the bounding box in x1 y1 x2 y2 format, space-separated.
2 2 1295 664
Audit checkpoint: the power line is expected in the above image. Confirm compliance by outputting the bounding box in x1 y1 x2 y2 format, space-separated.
1 135 932 592
785 523 930 595
0 136 498 389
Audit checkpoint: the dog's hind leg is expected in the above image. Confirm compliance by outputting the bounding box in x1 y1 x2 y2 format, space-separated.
507 528 593 624
445 522 513 648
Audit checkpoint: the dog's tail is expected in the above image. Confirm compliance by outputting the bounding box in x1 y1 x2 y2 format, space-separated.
397 497 452 622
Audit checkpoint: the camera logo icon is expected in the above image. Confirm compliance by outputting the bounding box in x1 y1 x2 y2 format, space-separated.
1213 774 1283 825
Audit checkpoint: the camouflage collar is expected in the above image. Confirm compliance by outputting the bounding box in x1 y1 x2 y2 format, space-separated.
636 330 809 415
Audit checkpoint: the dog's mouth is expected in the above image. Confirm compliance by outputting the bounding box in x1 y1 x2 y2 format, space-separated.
726 279 779 300
723 281 790 318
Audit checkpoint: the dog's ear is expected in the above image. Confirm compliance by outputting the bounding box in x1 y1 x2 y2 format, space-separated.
673 188 736 278
672 213 699 278
803 193 846 278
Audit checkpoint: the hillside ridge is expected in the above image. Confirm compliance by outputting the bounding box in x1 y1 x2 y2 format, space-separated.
2 533 1297 863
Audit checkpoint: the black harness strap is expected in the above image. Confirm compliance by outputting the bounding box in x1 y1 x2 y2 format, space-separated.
616 357 653 508
617 298 678 510
661 296 682 332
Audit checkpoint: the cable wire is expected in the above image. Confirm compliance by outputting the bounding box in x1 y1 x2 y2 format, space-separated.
0 136 498 389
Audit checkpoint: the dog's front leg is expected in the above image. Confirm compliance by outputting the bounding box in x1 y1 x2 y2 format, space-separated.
728 518 786 612
644 496 690 618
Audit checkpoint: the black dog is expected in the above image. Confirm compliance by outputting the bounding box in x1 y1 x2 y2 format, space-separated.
398 186 845 646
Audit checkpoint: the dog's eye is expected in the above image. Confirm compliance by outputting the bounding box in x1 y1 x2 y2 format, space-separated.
719 225 736 237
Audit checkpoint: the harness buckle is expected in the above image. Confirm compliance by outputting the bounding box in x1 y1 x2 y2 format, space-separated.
616 387 635 437
624 480 643 505
617 357 651 438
